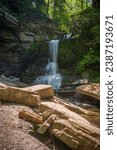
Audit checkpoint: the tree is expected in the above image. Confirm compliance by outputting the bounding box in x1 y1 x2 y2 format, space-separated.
46 0 50 15
92 0 100 8
45 0 91 31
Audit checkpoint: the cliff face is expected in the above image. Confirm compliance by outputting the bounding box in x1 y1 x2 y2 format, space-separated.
0 8 62 83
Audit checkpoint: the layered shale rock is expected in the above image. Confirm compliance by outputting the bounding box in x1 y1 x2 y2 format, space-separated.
0 7 62 82
76 83 100 101
0 83 100 149
38 101 99 150
23 85 54 99
0 84 54 106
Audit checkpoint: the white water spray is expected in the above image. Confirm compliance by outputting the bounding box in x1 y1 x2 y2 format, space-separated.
34 40 62 89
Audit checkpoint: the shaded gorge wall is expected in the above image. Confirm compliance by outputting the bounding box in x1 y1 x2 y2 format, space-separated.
0 7 62 83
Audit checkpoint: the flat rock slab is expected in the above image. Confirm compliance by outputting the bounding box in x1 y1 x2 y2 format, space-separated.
0 103 50 150
0 83 54 106
38 101 100 150
76 83 100 101
0 85 40 106
39 102 89 124
23 84 54 99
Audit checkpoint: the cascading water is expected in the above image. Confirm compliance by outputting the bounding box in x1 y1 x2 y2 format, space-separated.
34 40 62 89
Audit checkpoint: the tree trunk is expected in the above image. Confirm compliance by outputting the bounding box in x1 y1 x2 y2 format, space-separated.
81 0 84 10
92 0 100 9
86 0 88 7
46 0 50 16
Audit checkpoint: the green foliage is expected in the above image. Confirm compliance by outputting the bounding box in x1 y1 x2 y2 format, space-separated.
76 48 99 73
74 7 100 81
58 6 100 82
75 48 100 82
45 0 91 32
1 0 92 32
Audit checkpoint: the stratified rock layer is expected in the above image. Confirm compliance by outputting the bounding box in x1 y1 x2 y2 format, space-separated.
0 83 100 149
0 84 54 106
76 83 100 100
23 84 54 99
38 101 100 150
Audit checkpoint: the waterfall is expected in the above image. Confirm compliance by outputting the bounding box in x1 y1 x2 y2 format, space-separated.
34 40 62 89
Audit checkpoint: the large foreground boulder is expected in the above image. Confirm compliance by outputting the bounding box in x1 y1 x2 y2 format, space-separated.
0 83 54 106
38 101 100 150
0 84 40 106
51 119 99 150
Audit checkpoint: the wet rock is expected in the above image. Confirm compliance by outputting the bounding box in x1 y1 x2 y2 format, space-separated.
0 75 28 87
0 8 19 28
0 8 61 81
18 32 35 43
0 31 15 41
